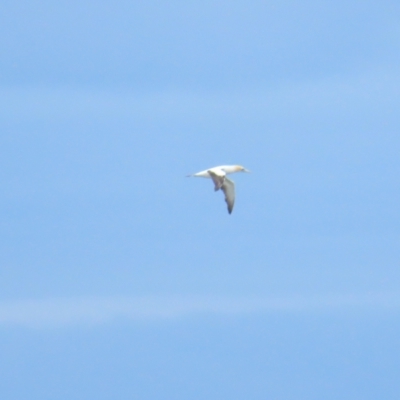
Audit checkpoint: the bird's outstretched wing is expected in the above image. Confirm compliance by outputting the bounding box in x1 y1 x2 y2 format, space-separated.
207 170 225 191
221 177 235 214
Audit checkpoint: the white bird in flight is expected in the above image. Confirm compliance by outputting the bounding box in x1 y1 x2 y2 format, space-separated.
187 165 250 214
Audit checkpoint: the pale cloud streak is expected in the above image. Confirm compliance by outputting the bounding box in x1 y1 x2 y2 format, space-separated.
0 292 399 329
0 67 398 123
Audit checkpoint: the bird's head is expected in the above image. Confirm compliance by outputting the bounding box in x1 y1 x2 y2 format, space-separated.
236 165 251 173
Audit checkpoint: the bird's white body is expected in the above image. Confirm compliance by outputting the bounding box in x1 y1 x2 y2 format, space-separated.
191 165 245 178
187 165 250 214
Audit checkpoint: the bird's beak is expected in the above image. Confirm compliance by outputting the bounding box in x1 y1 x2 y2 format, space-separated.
243 168 251 173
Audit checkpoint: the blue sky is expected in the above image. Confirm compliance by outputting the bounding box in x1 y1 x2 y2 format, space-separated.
1 1 400 399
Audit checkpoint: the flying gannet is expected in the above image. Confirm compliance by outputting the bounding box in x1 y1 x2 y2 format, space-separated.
187 165 250 214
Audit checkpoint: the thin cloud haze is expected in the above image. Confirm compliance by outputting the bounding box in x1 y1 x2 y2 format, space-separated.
0 67 398 122
1 292 399 329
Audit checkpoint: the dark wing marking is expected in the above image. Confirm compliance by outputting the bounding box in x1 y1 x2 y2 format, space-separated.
221 177 235 214
207 170 225 191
